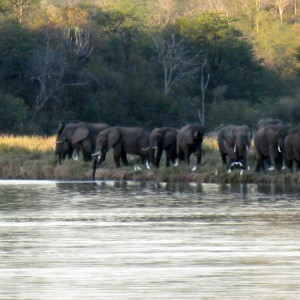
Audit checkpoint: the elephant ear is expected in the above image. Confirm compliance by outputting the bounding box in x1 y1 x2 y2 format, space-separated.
108 128 121 148
72 126 89 144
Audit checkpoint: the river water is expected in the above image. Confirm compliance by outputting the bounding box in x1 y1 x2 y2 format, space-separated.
0 180 300 299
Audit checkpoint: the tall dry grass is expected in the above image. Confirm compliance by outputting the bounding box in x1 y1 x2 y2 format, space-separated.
0 135 218 153
203 136 219 150
0 135 56 152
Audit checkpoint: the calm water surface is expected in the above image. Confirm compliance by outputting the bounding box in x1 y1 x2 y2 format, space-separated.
1 180 300 299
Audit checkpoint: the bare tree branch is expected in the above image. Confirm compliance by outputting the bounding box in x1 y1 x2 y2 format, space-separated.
28 27 88 122
198 58 211 126
151 33 199 95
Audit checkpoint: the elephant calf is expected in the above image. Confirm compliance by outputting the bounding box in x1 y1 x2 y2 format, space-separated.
217 125 252 172
284 128 300 172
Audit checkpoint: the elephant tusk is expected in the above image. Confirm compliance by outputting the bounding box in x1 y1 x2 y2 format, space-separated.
91 151 100 157
246 145 249 152
278 146 281 153
233 144 237 152
146 161 150 170
141 147 150 151
56 140 64 144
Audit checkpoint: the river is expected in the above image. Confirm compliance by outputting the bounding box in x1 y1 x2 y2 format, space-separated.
0 180 300 299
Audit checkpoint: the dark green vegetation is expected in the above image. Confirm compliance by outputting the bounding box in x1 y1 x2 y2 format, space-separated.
0 0 300 135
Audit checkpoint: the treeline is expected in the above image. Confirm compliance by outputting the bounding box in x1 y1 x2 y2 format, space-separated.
0 0 300 134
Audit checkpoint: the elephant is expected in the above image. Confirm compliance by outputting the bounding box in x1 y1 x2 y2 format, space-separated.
176 123 205 166
55 121 110 164
254 123 291 172
92 126 150 180
284 128 300 172
256 118 283 169
217 125 252 171
55 121 75 164
149 127 178 168
256 118 283 130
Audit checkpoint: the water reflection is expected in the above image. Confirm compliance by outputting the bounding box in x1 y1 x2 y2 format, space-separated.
0 180 300 299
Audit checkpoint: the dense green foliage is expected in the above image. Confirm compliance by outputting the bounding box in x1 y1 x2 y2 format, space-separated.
0 0 299 134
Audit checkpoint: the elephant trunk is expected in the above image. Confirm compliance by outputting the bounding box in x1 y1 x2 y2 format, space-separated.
92 158 98 181
92 151 104 180
58 152 62 165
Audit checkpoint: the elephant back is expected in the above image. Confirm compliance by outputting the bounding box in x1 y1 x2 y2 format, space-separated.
178 123 204 145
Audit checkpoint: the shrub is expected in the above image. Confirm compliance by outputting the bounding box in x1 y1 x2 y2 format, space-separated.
0 93 27 132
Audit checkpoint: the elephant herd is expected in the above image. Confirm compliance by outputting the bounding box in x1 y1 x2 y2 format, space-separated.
217 118 300 174
55 118 300 180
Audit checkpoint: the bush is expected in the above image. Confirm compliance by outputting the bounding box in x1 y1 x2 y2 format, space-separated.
0 93 27 132
206 100 260 130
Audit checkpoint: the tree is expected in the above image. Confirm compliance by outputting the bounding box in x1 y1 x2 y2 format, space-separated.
63 26 93 63
0 93 27 132
274 0 292 24
151 32 199 96
198 58 211 125
28 27 88 122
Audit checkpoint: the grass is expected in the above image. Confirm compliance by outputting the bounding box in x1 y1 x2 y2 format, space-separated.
0 134 299 184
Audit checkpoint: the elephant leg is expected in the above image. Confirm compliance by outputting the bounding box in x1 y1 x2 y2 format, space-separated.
221 153 227 166
83 150 92 162
177 149 184 163
184 149 190 165
112 148 121 168
170 147 178 164
296 160 300 172
113 155 121 168
121 151 129 166
273 155 283 171
255 155 265 173
195 148 202 165
155 147 163 168
285 158 293 172
264 157 272 169
165 150 171 167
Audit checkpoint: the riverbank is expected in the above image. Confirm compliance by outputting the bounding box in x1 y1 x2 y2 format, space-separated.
0 151 299 185
0 135 299 184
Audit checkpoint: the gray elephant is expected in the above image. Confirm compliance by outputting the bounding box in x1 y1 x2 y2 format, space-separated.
55 121 109 164
217 125 252 171
176 123 205 165
55 121 74 164
254 123 291 172
284 128 300 172
92 126 150 180
256 118 283 169
149 127 178 168
256 118 283 130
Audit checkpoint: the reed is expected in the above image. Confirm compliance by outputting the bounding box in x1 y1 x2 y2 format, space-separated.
0 135 217 153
